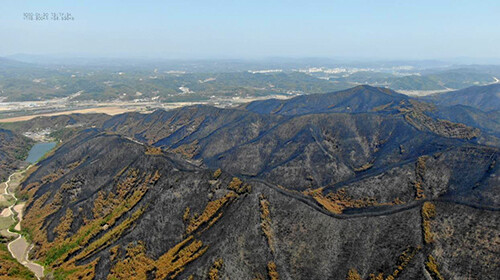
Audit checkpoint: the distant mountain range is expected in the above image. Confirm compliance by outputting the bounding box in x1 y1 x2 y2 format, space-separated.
1 56 500 102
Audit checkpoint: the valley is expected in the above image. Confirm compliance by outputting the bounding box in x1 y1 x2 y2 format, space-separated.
0 95 292 123
0 83 498 279
3 167 44 279
0 142 58 279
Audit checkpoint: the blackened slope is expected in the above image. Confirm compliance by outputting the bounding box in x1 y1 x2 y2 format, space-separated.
102 105 284 156
426 84 500 112
0 128 33 181
330 144 500 208
100 102 485 191
205 112 492 191
20 130 500 279
427 105 500 137
21 130 258 278
244 85 408 115
242 84 499 141
20 131 422 279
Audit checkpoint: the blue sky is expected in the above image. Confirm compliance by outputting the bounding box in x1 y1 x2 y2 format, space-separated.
1 0 499 59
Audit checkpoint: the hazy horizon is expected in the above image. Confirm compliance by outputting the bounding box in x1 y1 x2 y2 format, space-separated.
5 53 500 63
2 1 500 61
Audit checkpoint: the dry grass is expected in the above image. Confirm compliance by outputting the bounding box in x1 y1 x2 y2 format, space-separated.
208 258 224 280
347 247 420 280
385 247 421 280
155 236 208 279
145 146 163 155
213 169 222 179
54 208 73 242
346 268 362 280
0 242 36 279
186 192 237 234
108 235 209 280
414 156 427 200
304 187 400 214
228 177 251 194
267 261 280 280
425 255 445 280
422 202 436 243
170 141 199 158
22 169 161 278
259 195 274 254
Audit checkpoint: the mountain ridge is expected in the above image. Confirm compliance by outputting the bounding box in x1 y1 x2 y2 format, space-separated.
425 83 500 112
17 124 500 279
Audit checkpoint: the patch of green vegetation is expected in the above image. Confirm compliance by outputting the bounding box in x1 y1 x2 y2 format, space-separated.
0 215 14 230
44 243 79 266
16 193 30 203
8 218 20 233
13 142 33 161
49 128 78 142
18 227 33 243
0 197 15 209
52 267 79 280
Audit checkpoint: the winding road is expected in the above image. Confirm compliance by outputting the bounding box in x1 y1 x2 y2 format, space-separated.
2 167 44 279
246 178 500 220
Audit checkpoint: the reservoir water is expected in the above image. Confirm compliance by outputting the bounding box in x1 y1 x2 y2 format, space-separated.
26 142 56 163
